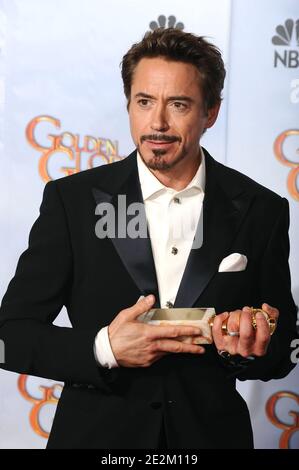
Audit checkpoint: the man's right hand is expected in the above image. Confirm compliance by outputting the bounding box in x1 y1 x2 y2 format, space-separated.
108 294 205 368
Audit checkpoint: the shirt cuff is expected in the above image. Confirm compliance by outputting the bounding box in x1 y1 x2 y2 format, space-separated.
94 326 119 369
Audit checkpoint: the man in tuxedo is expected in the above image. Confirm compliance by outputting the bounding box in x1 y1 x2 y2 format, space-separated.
0 28 297 449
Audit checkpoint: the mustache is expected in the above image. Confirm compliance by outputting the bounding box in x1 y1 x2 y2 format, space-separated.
141 134 181 143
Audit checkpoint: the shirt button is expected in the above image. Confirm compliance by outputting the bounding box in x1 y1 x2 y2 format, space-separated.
174 197 181 204
166 301 174 308
171 246 178 255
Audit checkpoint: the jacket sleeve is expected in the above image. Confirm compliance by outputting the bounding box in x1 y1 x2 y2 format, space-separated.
0 181 119 390
220 197 298 381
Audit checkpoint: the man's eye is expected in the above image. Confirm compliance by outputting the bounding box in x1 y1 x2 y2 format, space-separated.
173 102 187 110
138 99 150 107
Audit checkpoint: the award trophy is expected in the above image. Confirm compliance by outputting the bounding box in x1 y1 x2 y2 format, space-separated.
137 308 216 344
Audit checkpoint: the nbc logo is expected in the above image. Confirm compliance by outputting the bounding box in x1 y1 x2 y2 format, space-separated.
149 15 184 32
272 19 299 68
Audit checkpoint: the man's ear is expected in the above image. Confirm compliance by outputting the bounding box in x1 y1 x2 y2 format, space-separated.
205 102 221 129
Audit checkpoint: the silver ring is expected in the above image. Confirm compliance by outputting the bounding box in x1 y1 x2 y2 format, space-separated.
227 331 240 337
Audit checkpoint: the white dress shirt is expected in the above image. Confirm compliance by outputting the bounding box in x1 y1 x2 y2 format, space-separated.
94 148 206 368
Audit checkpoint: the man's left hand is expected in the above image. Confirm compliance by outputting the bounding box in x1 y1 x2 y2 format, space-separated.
212 303 279 357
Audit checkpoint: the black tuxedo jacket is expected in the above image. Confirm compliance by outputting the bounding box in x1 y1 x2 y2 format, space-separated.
0 149 297 449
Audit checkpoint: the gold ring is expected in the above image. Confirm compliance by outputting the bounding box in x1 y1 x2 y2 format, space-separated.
208 314 230 335
251 307 277 335
221 315 229 334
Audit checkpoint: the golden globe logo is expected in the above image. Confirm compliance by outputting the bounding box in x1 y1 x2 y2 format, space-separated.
266 391 299 449
272 19 299 68
18 375 62 438
26 115 124 182
274 129 299 201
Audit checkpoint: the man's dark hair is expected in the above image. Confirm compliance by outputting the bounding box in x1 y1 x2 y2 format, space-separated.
121 28 226 111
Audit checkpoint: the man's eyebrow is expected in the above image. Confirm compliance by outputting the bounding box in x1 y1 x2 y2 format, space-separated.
167 95 194 103
134 92 194 103
134 92 155 99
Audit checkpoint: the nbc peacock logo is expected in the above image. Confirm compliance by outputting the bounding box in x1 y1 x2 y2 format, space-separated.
272 19 299 68
149 15 184 32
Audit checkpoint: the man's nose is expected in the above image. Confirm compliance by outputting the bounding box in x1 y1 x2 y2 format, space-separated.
150 105 170 132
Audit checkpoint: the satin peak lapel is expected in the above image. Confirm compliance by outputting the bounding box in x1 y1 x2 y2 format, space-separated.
92 153 160 307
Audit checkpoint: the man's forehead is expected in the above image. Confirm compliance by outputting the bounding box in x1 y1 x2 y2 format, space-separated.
133 57 199 75
131 57 201 94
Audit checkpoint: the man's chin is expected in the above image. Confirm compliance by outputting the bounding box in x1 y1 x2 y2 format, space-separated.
140 151 174 171
147 160 171 171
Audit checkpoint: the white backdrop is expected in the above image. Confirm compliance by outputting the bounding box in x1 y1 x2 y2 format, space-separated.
0 0 298 449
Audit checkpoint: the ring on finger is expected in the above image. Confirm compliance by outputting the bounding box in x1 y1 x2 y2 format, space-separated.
227 330 240 337
221 314 230 334
251 307 277 336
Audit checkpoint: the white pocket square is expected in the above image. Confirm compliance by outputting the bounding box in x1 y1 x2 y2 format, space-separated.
218 253 248 272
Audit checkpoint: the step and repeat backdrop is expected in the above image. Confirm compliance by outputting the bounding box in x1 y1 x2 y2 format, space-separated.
0 0 298 449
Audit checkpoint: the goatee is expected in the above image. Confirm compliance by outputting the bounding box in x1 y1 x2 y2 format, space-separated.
137 145 187 171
